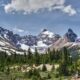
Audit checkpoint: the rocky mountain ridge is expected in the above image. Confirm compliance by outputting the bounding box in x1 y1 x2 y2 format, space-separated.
0 27 79 54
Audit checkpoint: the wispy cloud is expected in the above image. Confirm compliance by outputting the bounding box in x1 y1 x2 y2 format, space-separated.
4 0 77 16
13 27 24 33
13 27 30 36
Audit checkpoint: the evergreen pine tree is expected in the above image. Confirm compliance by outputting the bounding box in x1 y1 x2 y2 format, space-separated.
42 64 47 71
48 48 52 63
34 48 40 65
24 51 27 63
27 48 33 65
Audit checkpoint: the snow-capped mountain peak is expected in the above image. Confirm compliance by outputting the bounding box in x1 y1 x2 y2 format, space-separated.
38 29 60 46
41 29 55 38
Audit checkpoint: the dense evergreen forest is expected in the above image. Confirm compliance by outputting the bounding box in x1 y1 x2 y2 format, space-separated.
0 47 80 80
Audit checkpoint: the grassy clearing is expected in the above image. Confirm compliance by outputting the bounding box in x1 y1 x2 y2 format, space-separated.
0 68 72 80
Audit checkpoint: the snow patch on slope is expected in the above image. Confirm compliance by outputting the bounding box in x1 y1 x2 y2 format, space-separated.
37 41 47 47
20 44 29 50
0 41 6 46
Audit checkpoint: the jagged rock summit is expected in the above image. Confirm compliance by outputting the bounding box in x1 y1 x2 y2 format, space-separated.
64 28 77 42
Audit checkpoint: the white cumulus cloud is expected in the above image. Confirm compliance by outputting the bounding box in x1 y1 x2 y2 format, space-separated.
4 0 77 16
62 5 77 16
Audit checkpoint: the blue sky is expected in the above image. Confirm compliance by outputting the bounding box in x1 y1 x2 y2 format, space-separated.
0 0 80 37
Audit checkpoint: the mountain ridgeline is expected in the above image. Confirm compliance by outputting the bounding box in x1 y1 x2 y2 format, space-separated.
0 27 79 54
